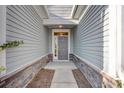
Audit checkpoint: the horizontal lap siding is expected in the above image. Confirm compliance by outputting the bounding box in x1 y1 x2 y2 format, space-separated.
6 5 49 72
73 5 109 69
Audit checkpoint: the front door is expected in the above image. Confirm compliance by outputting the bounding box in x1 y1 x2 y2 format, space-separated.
53 30 69 60
58 36 68 60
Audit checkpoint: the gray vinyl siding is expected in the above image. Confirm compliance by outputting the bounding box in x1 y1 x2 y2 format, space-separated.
6 5 49 72
73 5 109 69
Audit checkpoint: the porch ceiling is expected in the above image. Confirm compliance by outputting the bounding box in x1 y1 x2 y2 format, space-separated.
42 5 87 28
46 5 74 19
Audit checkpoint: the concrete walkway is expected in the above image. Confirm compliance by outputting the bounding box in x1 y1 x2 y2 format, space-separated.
45 61 78 88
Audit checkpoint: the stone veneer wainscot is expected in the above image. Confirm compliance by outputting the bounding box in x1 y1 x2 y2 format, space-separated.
70 54 122 88
0 54 53 88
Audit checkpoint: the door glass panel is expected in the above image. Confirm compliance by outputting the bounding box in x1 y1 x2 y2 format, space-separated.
54 36 58 59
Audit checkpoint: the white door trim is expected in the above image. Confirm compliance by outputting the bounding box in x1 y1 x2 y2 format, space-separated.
52 29 70 61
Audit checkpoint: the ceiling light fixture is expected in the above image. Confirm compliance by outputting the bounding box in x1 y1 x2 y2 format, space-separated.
59 25 63 28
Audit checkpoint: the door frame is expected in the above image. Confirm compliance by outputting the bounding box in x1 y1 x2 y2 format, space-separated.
52 29 70 61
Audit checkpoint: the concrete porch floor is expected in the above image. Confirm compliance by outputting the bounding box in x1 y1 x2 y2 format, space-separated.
45 61 78 88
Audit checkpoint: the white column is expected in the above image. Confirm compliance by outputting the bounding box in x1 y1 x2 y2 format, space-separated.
115 6 124 87
103 6 124 78
103 6 117 77
119 5 124 87
116 6 122 78
0 6 6 74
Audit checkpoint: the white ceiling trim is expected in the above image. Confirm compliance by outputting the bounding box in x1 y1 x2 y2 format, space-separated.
78 5 91 22
70 5 77 18
43 19 78 26
72 5 87 19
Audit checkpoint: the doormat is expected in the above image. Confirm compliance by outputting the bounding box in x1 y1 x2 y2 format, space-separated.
72 69 92 88
26 69 55 88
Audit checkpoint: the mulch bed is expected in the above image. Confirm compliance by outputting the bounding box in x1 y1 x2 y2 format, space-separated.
72 69 92 88
26 69 55 88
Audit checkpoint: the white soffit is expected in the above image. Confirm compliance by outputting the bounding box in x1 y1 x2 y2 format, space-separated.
47 5 73 19
43 5 87 27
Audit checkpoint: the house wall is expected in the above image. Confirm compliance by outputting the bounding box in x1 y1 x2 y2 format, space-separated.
73 5 109 70
0 5 52 88
6 5 49 73
71 5 111 87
